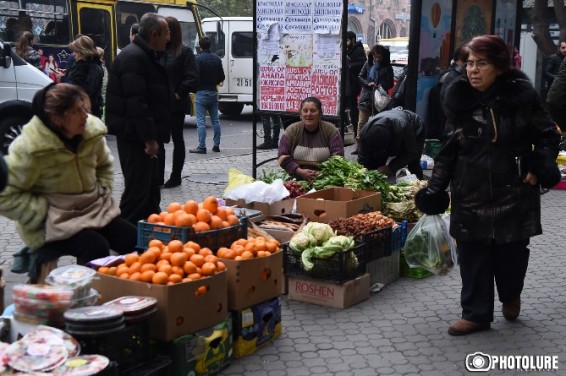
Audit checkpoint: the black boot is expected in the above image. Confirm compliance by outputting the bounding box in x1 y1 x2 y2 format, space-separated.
257 140 273 149
163 176 182 188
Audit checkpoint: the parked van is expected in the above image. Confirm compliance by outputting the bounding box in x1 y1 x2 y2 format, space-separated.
202 17 252 116
0 39 51 154
379 37 409 64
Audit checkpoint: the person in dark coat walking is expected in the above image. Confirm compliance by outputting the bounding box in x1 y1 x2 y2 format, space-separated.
355 44 394 152
542 40 566 101
344 31 366 142
189 36 225 154
357 108 425 179
55 35 104 118
546 56 566 130
415 35 561 337
159 16 198 188
105 13 171 225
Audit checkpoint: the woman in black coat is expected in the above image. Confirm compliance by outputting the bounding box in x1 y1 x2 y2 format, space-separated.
56 36 104 118
416 35 561 336
159 16 198 188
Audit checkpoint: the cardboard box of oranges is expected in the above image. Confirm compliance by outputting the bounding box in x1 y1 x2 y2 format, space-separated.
137 197 247 251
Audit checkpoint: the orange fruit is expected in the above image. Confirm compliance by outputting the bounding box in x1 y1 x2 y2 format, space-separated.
244 242 256 254
188 273 202 280
163 212 176 225
147 213 161 223
168 274 183 284
234 238 247 247
209 215 223 229
216 247 229 258
193 221 210 232
141 270 155 282
201 262 217 276
196 209 212 223
195 285 208 296
168 240 184 253
215 207 228 221
108 267 117 276
156 259 171 268
255 240 266 252
235 255 243 260
221 221 230 228
129 262 142 274
204 254 218 264
158 264 173 275
124 253 139 266
116 264 129 276
225 207 235 216
152 271 169 285
119 273 130 279
222 249 236 259
149 239 164 250
171 265 185 276
139 251 157 265
190 254 205 267
257 251 267 257
167 202 183 213
216 261 226 272
175 213 195 227
183 200 199 215
183 247 196 258
98 266 110 274
170 252 188 267
198 247 213 257
184 241 201 252
226 214 239 226
265 241 278 253
160 252 172 261
183 261 198 275
241 251 254 259
202 196 219 214
141 263 157 272
129 272 141 281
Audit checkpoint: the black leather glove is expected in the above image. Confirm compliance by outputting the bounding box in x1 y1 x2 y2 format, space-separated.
414 188 450 215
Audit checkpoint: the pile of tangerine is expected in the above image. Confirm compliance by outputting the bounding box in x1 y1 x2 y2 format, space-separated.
97 239 225 285
146 196 239 232
217 237 281 260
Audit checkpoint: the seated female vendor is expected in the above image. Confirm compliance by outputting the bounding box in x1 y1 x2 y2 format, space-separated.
277 97 344 182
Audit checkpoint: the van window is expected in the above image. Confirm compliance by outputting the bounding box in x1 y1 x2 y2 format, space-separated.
79 8 111 49
232 31 252 58
0 0 70 43
206 31 225 58
116 2 155 49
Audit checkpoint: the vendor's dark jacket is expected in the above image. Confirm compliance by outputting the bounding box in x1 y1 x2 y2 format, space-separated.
105 35 171 143
358 109 425 171
345 41 366 96
429 69 560 243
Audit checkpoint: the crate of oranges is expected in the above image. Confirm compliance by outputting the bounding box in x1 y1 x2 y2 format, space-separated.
137 196 247 251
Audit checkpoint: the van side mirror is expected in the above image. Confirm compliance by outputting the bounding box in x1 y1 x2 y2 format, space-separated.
0 44 12 69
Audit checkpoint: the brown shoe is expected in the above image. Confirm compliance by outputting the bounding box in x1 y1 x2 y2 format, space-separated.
448 319 490 336
502 297 521 321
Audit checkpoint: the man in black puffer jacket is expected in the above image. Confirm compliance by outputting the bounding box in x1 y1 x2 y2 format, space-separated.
542 41 566 101
546 56 566 130
358 108 425 179
106 13 171 225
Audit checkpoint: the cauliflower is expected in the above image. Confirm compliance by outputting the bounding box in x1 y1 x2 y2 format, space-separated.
302 222 335 244
289 232 316 254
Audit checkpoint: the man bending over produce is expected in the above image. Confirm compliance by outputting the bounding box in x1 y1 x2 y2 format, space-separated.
358 108 425 179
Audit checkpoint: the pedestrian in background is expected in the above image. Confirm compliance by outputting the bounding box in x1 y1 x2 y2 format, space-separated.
344 31 366 151
278 97 344 183
416 35 561 336
513 46 522 69
358 108 425 179
258 114 283 149
15 31 40 69
106 13 171 225
547 56 566 130
542 40 566 101
190 36 225 154
0 83 136 269
55 35 104 118
160 16 198 188
355 44 394 153
96 47 108 120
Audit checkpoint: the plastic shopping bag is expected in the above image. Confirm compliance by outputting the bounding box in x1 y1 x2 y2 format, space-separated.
403 214 457 276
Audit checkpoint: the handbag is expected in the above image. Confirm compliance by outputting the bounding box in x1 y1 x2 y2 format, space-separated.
44 183 120 243
373 86 391 112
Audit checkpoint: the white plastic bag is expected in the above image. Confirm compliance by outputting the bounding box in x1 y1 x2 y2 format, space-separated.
396 168 418 183
373 86 391 111
223 179 289 204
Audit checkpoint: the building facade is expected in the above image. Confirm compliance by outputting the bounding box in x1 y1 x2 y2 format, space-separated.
347 0 411 46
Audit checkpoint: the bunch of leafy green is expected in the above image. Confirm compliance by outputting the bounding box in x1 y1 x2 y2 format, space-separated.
258 169 291 184
312 156 391 200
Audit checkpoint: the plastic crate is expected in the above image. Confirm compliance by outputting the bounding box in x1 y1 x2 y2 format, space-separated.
71 320 151 373
355 226 393 261
399 252 433 279
283 242 369 283
366 249 400 286
137 217 248 249
391 220 408 252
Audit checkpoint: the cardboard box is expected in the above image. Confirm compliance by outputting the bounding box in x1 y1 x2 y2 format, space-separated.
232 297 282 358
220 252 283 310
287 273 370 309
156 314 232 376
92 272 228 341
296 188 381 222
263 227 295 244
225 198 295 217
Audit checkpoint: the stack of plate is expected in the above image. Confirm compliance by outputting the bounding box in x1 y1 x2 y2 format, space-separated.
64 306 125 337
102 296 158 324
12 284 75 327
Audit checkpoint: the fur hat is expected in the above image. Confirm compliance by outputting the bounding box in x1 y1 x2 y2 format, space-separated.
414 188 450 215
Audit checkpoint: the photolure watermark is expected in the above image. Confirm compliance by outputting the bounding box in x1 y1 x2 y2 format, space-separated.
465 352 559 372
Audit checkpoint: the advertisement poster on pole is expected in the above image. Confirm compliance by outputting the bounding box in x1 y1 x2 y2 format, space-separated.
256 0 343 116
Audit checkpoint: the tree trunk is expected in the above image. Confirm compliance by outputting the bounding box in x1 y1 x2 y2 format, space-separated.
528 0 559 57
553 0 566 42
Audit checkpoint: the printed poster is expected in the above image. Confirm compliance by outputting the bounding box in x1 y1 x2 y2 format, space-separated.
454 0 493 46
